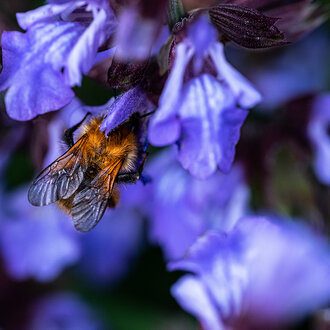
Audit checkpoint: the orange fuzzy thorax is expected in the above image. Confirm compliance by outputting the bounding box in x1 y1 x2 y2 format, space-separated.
78 117 138 172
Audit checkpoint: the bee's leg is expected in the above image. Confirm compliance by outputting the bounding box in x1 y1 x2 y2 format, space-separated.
116 171 152 185
139 110 155 119
116 153 152 185
129 111 156 134
136 152 152 184
116 172 140 184
63 112 91 148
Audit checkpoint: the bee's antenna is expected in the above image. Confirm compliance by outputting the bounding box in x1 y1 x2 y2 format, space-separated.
140 110 156 118
142 138 149 153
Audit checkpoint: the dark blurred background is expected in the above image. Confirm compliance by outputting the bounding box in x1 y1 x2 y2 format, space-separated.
0 0 329 329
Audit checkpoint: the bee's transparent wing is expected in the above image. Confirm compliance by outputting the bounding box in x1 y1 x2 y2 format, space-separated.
28 135 88 206
71 159 123 232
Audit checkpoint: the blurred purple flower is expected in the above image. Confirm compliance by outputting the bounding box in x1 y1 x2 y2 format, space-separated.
149 16 261 178
78 207 143 285
138 148 249 260
170 216 330 329
0 0 116 120
0 187 80 282
113 0 167 60
308 94 330 185
28 292 105 330
228 28 330 110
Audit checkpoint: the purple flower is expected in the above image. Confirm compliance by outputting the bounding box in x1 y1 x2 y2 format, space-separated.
170 216 330 329
0 0 116 120
78 207 143 285
100 86 154 135
0 187 80 282
228 28 330 111
149 16 261 178
28 292 105 330
140 148 249 260
308 94 330 185
113 0 167 60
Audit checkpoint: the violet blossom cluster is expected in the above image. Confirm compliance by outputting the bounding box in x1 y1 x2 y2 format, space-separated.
0 0 330 329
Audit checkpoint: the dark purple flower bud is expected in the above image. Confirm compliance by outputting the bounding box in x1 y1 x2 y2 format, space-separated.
209 4 287 48
107 58 150 90
200 0 325 43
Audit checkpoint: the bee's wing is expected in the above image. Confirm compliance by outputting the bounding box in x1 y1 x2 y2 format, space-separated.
71 159 123 232
28 135 88 206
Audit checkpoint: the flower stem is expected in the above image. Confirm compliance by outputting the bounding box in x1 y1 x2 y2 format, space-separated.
168 0 185 31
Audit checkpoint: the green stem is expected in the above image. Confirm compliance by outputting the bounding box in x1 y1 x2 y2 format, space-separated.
168 0 185 31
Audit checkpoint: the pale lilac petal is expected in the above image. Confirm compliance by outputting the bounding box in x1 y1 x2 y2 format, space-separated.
151 17 259 177
177 74 245 178
115 9 158 61
218 106 248 172
145 149 249 260
237 217 330 322
6 64 74 120
65 6 116 85
209 42 262 108
61 96 113 124
0 188 80 282
149 118 181 146
188 15 217 64
308 94 330 185
144 149 206 259
170 217 330 327
0 31 28 90
177 76 224 178
0 22 85 120
149 43 194 145
151 25 170 55
100 87 154 135
94 47 116 63
314 146 330 185
170 231 246 319
16 2 77 29
1 1 116 120
150 206 204 260
172 275 224 330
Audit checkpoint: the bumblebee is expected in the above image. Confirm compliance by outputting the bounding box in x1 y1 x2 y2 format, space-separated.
28 113 148 232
